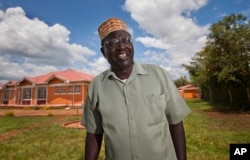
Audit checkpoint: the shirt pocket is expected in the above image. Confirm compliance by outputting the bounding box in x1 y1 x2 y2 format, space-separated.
144 93 167 126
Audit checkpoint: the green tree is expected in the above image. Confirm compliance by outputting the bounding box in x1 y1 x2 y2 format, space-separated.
174 76 190 88
184 13 250 108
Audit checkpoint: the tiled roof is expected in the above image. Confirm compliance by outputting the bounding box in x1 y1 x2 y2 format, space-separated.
0 83 3 89
0 80 18 89
17 69 94 85
178 84 199 90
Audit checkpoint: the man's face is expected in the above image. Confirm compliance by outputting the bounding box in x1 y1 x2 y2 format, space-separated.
101 30 134 72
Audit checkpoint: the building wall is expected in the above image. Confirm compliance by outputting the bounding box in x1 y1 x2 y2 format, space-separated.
179 89 200 99
3 86 16 105
0 80 91 107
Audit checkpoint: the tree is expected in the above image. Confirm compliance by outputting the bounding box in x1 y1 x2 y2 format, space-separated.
174 76 190 88
184 14 250 108
208 14 250 85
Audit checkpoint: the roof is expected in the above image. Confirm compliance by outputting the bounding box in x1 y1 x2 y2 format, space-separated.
1 80 18 89
16 69 94 85
0 83 3 89
178 84 200 91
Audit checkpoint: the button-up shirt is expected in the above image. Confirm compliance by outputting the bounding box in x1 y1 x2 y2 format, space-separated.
82 61 191 160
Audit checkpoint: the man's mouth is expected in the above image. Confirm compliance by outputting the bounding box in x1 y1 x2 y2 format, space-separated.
118 53 127 60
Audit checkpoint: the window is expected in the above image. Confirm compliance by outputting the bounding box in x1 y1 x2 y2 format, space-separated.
54 86 60 94
69 86 73 93
38 87 46 99
75 85 81 93
4 90 10 100
61 86 66 94
23 88 31 99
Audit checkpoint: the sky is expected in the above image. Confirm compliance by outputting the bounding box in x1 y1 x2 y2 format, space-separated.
0 0 249 84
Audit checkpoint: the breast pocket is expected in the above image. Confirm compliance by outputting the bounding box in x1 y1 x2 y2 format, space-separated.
144 93 167 126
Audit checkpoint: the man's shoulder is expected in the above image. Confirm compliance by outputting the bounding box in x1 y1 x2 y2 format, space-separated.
137 62 171 81
139 63 165 73
91 69 109 83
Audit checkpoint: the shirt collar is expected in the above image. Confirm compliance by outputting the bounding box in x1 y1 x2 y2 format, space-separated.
102 61 149 81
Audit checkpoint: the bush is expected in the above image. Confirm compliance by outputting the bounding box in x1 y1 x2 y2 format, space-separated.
5 111 15 117
47 112 54 117
34 106 40 110
23 106 30 110
43 105 50 110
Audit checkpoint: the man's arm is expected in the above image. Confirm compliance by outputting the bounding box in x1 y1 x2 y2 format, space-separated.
85 132 103 160
169 121 187 160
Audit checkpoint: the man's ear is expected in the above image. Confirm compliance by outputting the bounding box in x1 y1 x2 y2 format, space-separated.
100 47 106 58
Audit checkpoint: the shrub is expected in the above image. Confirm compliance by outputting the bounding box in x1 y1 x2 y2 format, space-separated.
23 106 30 110
34 106 40 110
5 111 15 117
43 105 50 110
47 112 54 117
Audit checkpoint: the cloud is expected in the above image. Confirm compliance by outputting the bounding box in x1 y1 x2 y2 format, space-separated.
124 0 210 79
0 7 96 83
136 37 171 50
0 55 58 81
85 57 109 76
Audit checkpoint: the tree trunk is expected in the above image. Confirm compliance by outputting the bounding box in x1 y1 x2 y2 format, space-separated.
247 87 250 104
209 87 212 103
228 88 233 107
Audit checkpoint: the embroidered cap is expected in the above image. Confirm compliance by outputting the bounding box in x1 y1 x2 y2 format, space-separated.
98 18 129 40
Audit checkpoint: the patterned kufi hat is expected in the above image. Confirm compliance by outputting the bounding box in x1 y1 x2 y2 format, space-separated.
98 17 129 40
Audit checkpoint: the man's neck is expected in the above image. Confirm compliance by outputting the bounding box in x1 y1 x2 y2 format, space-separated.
112 65 133 80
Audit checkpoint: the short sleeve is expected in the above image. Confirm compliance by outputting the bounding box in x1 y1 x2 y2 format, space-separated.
81 82 103 134
163 71 191 124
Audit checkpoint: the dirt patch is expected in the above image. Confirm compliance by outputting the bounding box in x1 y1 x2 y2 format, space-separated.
0 115 69 142
0 108 84 141
0 108 82 117
203 109 250 130
62 121 85 129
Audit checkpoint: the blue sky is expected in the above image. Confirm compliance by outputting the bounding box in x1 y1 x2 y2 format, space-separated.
0 0 249 83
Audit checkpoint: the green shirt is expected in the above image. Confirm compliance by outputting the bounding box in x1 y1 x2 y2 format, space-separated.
82 61 191 160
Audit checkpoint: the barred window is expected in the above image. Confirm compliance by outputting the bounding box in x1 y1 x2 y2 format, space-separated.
75 85 81 93
61 86 66 94
23 88 31 99
4 90 10 100
38 87 46 99
69 86 73 93
54 86 60 94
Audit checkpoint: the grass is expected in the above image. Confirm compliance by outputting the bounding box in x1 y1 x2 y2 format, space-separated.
185 99 250 160
0 99 249 159
0 116 86 160
0 116 52 134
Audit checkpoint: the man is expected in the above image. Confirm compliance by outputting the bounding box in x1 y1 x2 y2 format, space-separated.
82 17 191 160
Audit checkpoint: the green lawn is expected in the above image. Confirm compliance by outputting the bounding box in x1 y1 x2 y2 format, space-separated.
185 99 250 160
0 99 249 160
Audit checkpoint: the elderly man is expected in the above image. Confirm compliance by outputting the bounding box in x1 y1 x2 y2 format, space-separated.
82 17 191 160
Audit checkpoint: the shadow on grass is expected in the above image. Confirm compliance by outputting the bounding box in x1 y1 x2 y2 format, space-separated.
203 102 250 114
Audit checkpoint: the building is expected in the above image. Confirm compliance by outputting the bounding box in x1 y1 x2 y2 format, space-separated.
0 69 93 107
178 84 201 99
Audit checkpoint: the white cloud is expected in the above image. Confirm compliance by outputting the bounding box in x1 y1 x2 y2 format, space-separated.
136 37 171 50
86 57 109 76
0 55 58 81
124 0 210 79
0 7 96 83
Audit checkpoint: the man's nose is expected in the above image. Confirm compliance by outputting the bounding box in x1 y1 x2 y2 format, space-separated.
116 40 125 49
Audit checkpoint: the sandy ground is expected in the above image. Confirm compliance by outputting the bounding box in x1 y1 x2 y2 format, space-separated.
0 107 83 117
0 108 84 130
